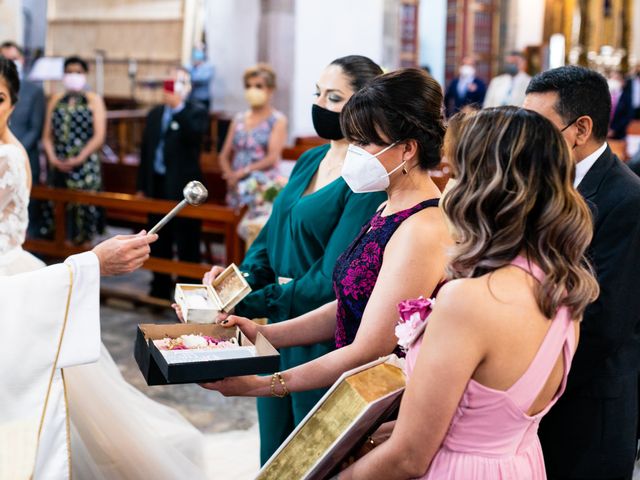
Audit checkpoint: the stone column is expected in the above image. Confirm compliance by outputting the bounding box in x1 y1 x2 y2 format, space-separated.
0 0 23 46
291 0 389 137
204 0 261 113
258 0 295 136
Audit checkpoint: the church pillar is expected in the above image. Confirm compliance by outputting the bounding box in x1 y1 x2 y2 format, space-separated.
204 0 261 113
419 0 447 85
290 0 389 137
258 0 295 134
0 0 23 46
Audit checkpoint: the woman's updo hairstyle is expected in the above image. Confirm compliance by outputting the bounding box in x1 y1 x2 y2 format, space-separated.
329 55 383 92
0 57 20 105
340 68 445 170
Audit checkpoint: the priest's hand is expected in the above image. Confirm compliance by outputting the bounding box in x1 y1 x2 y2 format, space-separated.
92 230 158 276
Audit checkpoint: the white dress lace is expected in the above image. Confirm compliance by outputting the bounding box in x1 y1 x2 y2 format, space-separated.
0 144 43 274
0 143 207 479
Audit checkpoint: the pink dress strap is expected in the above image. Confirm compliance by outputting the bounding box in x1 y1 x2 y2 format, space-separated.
506 256 575 413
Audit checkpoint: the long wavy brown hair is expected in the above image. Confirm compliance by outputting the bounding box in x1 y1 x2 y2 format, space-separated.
442 107 599 319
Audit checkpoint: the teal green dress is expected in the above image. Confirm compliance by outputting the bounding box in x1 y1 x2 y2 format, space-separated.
234 144 386 463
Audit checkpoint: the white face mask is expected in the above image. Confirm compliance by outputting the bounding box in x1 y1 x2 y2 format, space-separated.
459 65 475 78
608 79 623 93
341 142 405 193
63 73 87 92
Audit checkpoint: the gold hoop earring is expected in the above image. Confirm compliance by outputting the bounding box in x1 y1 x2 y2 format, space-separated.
402 166 408 175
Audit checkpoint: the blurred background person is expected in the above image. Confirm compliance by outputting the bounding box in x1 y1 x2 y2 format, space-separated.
218 63 287 210
0 41 46 238
136 66 207 299
630 64 640 119
608 70 633 140
483 51 531 108
187 46 214 111
41 55 106 245
444 56 486 118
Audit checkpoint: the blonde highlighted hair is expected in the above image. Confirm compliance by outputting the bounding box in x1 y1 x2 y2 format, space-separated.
243 63 276 89
442 106 599 319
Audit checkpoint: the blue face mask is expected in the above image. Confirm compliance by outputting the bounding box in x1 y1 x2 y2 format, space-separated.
192 49 205 63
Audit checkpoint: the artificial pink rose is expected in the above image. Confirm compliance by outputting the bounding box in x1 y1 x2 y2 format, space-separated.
397 297 433 323
395 297 435 351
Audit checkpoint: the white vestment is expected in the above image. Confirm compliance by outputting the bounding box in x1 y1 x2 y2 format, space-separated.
483 72 531 108
0 141 206 479
0 252 100 480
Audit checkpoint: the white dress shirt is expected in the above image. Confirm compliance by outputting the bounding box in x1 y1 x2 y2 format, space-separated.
574 142 607 188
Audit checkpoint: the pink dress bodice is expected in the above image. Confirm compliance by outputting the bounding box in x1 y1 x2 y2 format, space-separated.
405 256 576 479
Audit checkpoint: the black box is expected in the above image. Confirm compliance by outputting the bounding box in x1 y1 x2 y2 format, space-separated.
134 323 280 385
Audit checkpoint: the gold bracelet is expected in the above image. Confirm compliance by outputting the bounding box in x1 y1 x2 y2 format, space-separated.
270 372 289 398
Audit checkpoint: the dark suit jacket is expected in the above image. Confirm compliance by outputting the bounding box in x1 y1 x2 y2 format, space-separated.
9 79 45 181
444 77 486 117
539 146 640 478
610 80 634 139
136 101 207 201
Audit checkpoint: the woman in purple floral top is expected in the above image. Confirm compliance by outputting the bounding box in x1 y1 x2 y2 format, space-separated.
202 69 452 407
333 198 441 351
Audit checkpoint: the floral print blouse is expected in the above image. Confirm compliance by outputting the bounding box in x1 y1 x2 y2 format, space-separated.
332 198 441 349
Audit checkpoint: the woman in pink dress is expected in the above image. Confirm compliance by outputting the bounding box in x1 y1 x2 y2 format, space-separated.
339 107 600 480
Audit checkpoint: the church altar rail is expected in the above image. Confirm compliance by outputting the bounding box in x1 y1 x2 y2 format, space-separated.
25 186 244 280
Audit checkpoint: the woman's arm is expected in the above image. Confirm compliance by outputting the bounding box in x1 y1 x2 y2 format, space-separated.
263 299 337 347
220 300 337 348
204 210 451 396
68 93 106 167
340 281 488 479
41 94 62 169
239 115 287 175
218 118 237 178
277 210 451 392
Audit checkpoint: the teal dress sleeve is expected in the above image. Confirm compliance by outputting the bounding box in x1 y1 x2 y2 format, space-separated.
236 189 386 321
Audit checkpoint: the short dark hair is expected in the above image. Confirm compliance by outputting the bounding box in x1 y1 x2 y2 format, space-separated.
330 55 383 92
64 55 89 73
0 41 23 56
341 68 445 170
0 57 20 104
526 65 611 141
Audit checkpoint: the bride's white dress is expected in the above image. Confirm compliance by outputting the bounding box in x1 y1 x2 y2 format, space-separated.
0 143 206 479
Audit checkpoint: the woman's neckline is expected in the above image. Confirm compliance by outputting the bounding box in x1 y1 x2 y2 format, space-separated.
377 197 440 218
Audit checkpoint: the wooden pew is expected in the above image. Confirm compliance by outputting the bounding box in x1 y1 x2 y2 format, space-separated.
25 186 244 280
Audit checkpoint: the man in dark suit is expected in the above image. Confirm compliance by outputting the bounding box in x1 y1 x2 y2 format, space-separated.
609 73 634 140
525 66 640 480
444 56 486 118
136 66 208 299
1 41 46 237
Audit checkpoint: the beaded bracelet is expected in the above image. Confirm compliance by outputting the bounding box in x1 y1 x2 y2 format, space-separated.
270 372 289 398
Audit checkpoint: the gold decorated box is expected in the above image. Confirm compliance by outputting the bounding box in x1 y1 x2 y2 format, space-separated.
257 356 406 480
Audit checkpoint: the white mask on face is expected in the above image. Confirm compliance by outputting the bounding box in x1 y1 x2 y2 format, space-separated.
63 73 87 92
341 142 405 193
608 79 623 93
459 65 475 78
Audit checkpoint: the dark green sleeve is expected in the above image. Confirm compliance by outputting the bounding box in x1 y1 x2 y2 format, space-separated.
238 216 276 291
236 189 386 322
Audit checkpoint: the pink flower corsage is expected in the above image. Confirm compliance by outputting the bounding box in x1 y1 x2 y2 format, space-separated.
395 297 435 351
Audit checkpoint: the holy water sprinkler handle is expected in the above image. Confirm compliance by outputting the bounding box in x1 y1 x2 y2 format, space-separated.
148 181 208 235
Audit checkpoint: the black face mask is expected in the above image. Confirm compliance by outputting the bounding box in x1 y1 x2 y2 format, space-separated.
503 63 518 76
312 104 344 140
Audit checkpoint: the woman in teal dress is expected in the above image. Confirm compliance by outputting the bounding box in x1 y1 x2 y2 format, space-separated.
201 55 385 463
